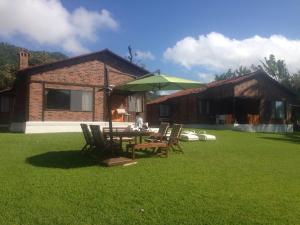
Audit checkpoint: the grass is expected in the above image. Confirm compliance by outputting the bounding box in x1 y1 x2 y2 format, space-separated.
0 130 299 225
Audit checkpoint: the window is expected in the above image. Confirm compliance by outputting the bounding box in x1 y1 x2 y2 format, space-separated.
46 89 93 111
128 94 143 112
82 91 93 111
273 100 285 119
198 100 210 115
46 89 70 110
70 91 93 112
159 104 170 117
0 97 9 113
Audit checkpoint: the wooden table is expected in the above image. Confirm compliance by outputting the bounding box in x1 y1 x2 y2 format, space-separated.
103 130 154 147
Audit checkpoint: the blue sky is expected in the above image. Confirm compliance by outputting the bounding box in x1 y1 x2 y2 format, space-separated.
1 0 300 82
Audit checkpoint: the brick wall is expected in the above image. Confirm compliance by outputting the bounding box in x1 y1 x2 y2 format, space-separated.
28 82 43 121
27 60 134 121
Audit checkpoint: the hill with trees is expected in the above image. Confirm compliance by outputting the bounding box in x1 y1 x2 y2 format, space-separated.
0 42 67 90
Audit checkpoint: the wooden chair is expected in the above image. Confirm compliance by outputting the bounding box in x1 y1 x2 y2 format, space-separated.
89 125 121 154
144 122 170 142
127 124 183 159
80 124 94 153
166 124 184 153
247 114 260 125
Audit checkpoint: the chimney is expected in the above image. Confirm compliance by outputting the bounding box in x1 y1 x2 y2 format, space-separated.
18 49 29 70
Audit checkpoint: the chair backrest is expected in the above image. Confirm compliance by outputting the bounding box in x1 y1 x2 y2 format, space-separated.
158 122 169 136
80 124 93 145
89 125 106 149
168 124 183 144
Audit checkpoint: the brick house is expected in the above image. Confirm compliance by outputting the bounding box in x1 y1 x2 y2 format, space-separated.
0 49 149 133
147 71 299 132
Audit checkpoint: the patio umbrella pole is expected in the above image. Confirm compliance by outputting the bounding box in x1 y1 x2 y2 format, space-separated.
104 65 114 156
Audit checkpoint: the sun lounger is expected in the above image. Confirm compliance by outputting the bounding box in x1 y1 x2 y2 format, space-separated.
179 130 216 141
198 133 216 141
180 131 199 141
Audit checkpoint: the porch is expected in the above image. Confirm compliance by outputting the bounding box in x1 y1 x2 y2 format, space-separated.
109 91 145 123
200 96 291 125
198 97 262 125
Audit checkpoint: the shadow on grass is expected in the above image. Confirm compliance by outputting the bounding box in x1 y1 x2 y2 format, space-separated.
26 150 97 169
260 133 300 144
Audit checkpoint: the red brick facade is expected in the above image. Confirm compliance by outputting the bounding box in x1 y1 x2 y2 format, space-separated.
1 49 148 124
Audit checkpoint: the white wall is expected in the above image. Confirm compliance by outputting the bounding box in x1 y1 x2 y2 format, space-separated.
10 121 134 134
9 121 294 134
184 123 294 133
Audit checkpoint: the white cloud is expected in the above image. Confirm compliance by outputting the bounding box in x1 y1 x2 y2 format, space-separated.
164 32 300 73
0 0 118 54
197 72 215 83
135 50 155 61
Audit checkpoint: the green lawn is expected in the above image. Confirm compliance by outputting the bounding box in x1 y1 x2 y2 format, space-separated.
0 130 299 225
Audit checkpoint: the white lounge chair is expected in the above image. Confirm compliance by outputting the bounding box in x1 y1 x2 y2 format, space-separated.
180 130 216 141
180 131 199 141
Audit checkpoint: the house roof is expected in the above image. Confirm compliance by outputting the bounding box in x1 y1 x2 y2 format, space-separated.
18 48 149 77
147 70 296 105
147 87 205 105
0 88 14 96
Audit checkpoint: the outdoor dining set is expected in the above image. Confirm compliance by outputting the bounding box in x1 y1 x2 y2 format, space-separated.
80 122 183 160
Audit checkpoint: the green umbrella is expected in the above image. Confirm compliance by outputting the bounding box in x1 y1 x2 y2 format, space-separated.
116 74 203 91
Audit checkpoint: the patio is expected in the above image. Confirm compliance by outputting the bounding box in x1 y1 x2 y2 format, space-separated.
0 130 299 225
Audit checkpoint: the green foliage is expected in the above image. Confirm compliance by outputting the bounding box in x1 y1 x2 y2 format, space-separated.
0 63 18 89
290 72 300 98
215 55 300 97
258 54 290 83
258 55 300 97
0 42 67 90
0 131 299 225
215 66 253 81
29 50 67 66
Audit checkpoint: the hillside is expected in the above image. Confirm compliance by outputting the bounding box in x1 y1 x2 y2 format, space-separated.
0 42 68 89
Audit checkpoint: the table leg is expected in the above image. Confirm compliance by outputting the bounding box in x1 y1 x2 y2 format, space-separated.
134 136 138 144
120 136 123 150
139 135 142 143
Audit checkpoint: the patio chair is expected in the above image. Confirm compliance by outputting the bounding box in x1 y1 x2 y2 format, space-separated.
144 122 169 142
89 125 121 154
127 124 183 159
80 123 94 154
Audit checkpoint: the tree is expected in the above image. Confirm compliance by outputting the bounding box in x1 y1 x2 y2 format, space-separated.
214 54 300 98
0 42 67 90
215 55 292 87
215 66 252 81
29 51 66 65
290 71 300 97
258 54 290 83
0 64 18 89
